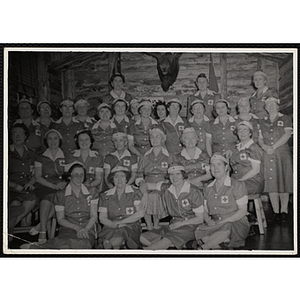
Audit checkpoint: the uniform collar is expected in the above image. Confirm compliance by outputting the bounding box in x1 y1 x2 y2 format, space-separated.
65 183 90 196
74 115 95 124
194 89 214 97
188 115 210 122
54 117 80 124
164 115 184 126
10 144 28 152
213 115 235 124
92 120 116 129
180 147 202 160
135 117 158 125
112 115 130 123
167 180 191 198
207 174 231 188
252 86 268 97
42 148 65 161
236 139 254 151
72 149 98 157
15 118 39 126
105 184 134 196
264 112 284 121
110 90 126 100
145 147 169 157
234 113 259 120
111 149 131 159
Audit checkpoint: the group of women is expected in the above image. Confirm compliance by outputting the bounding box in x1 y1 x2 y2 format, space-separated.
8 70 293 250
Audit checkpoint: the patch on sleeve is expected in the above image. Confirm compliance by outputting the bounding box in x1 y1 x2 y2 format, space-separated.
208 99 214 105
161 162 168 168
277 120 284 126
240 153 247 160
181 199 190 207
89 166 95 174
221 195 229 203
126 207 134 215
123 159 130 167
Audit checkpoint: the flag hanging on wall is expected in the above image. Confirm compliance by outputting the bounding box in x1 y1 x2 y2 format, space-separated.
209 53 219 93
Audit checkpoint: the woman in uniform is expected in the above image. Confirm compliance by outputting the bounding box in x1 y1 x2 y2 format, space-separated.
98 166 147 249
127 99 158 158
29 129 67 243
194 153 250 250
206 99 238 157
153 100 168 122
111 98 131 133
74 99 97 130
161 98 187 155
230 121 264 195
91 103 116 157
128 98 140 123
35 100 54 129
187 99 210 153
258 97 293 223
139 163 204 250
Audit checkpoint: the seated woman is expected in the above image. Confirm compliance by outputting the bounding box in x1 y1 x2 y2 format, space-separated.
111 98 131 132
139 163 204 250
104 130 138 190
29 129 67 243
35 100 54 129
230 121 264 195
66 130 103 194
8 123 37 238
98 166 147 249
176 127 211 188
22 162 99 249
153 100 168 122
194 153 250 250
74 99 97 129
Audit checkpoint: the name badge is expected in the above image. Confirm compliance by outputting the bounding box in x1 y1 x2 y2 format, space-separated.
126 207 134 215
89 166 95 174
221 196 229 203
182 199 190 207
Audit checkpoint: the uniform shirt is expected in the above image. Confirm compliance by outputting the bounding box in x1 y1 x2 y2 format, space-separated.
102 90 132 107
98 185 142 221
206 115 238 154
187 89 221 120
14 119 48 152
160 180 204 221
91 120 116 157
204 175 248 217
66 149 104 184
187 115 210 151
35 116 55 129
9 144 35 185
136 147 174 185
111 115 131 133
161 115 187 155
50 117 85 153
230 139 264 181
176 147 210 180
35 148 66 184
74 115 97 130
127 117 158 155
104 149 138 173
54 183 99 227
234 114 260 143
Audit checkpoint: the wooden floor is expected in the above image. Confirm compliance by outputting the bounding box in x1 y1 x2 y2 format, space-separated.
7 199 295 252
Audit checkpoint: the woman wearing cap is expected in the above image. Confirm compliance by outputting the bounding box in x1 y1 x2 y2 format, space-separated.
35 100 54 129
161 98 187 155
206 99 238 157
66 130 103 193
187 73 221 120
176 127 211 188
74 99 97 129
230 121 264 195
136 127 174 230
29 129 67 243
98 166 147 249
187 99 210 153
111 98 131 133
249 71 278 119
234 97 260 143
22 163 99 249
258 97 293 223
14 97 48 153
104 131 138 190
103 73 132 107
8 123 37 238
153 100 168 122
194 153 250 250
127 99 158 157
129 98 141 122
139 163 204 250
91 103 116 157
50 99 85 154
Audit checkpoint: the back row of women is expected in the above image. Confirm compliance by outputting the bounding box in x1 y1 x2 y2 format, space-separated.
9 70 293 250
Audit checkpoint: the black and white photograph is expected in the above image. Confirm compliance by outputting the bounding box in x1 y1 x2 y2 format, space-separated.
2 46 297 255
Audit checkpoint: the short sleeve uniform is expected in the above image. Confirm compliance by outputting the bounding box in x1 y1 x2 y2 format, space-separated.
259 113 293 193
74 116 97 130
234 114 260 143
187 115 210 151
111 115 131 133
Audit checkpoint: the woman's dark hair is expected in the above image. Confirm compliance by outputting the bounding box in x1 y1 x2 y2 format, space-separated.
107 169 131 185
9 123 30 143
138 100 153 115
165 169 188 181
109 73 125 88
153 100 169 120
74 130 94 149
195 73 209 90
112 99 129 114
189 101 206 116
44 134 63 148
63 163 87 183
99 106 113 119
212 100 231 118
167 100 182 112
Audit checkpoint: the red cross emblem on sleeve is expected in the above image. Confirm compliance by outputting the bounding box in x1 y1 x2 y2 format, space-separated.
89 166 95 174
59 160 65 166
208 100 214 105
240 153 247 160
182 199 190 207
178 125 184 131
230 125 235 131
221 196 229 203
161 162 168 168
277 121 284 126
123 160 130 167
126 207 134 215
35 128 41 136
201 163 206 170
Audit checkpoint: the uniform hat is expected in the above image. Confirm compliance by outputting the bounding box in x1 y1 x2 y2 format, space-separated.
190 99 205 108
253 71 268 79
149 127 166 139
112 131 127 139
112 98 129 107
17 97 33 106
237 97 250 106
210 153 229 165
111 166 130 174
74 99 89 109
264 97 280 104
214 99 230 108
168 163 185 174
64 161 85 172
45 129 63 140
138 99 153 110
167 98 182 106
60 99 74 107
182 127 196 135
97 103 111 111
37 100 51 112
130 98 140 106
237 121 253 131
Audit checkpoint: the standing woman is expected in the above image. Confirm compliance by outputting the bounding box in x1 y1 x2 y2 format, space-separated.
98 166 147 249
66 130 103 193
139 163 204 250
187 99 210 153
128 98 141 123
258 97 293 223
103 73 132 107
74 99 97 130
161 98 187 155
35 100 54 129
249 71 277 119
230 121 264 195
194 153 250 250
153 100 168 122
30 129 67 243
91 103 116 157
127 99 158 158
111 98 131 132
206 99 238 157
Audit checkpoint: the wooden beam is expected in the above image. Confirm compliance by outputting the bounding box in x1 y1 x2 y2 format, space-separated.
257 57 266 71
220 53 227 99
61 69 75 100
36 52 50 101
108 52 119 82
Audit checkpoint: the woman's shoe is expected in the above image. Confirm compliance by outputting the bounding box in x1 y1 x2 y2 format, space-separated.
38 231 47 244
281 212 288 223
29 223 40 236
